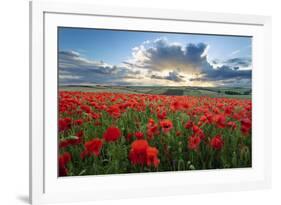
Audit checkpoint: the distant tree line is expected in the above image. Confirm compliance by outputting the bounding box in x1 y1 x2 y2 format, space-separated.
221 90 251 95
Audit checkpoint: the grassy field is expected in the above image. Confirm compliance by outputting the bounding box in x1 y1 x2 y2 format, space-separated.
59 85 251 99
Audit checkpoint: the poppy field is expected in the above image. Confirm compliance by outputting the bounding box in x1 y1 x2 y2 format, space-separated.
58 91 252 177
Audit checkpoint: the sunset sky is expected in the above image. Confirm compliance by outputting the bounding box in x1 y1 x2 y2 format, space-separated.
58 27 252 87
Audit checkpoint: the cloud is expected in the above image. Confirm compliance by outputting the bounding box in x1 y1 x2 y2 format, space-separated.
223 57 251 69
59 38 252 87
59 50 143 85
125 38 209 74
151 71 185 82
124 38 252 86
59 51 117 74
190 65 251 83
59 74 81 80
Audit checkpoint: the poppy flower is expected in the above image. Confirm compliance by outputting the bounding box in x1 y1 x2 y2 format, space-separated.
170 101 181 111
213 115 226 128
192 125 200 133
157 111 167 120
80 104 91 113
160 119 173 133
210 135 224 150
188 135 201 150
147 124 159 140
58 152 71 176
147 118 155 127
185 121 193 129
74 119 83 125
146 147 160 168
147 119 159 139
59 152 71 166
107 105 121 118
224 106 233 115
241 118 251 135
59 118 72 132
90 112 100 120
59 119 68 132
135 131 144 139
59 131 83 149
227 121 237 130
192 125 205 139
80 138 103 159
129 140 149 166
126 133 134 141
199 115 207 124
64 117 72 125
76 130 84 139
103 126 121 142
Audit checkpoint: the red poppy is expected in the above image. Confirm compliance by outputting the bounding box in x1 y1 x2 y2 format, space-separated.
76 130 84 139
59 119 68 132
74 119 83 125
80 138 103 159
80 104 91 113
58 152 71 176
64 117 72 125
103 126 121 142
192 125 200 133
59 118 72 132
94 121 102 126
146 147 160 168
199 115 207 124
170 101 181 111
185 121 193 129
157 111 167 120
126 133 134 141
188 135 201 150
240 118 251 135
224 106 233 115
129 140 149 166
59 152 71 166
192 125 205 139
59 131 83 149
147 118 155 127
213 115 226 128
147 124 159 140
227 121 237 130
160 119 173 133
210 135 224 150
147 119 159 139
107 105 121 118
135 131 144 139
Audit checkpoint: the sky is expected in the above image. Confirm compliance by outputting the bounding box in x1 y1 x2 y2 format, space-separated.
58 27 252 87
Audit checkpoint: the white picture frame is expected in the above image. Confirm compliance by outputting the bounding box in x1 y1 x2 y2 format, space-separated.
30 1 272 204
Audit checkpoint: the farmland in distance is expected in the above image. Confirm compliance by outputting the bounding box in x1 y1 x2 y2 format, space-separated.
59 85 251 99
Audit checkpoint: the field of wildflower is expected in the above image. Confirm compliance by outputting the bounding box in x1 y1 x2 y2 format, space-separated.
58 91 252 176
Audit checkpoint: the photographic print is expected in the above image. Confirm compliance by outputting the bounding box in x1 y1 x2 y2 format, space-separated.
58 27 252 177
